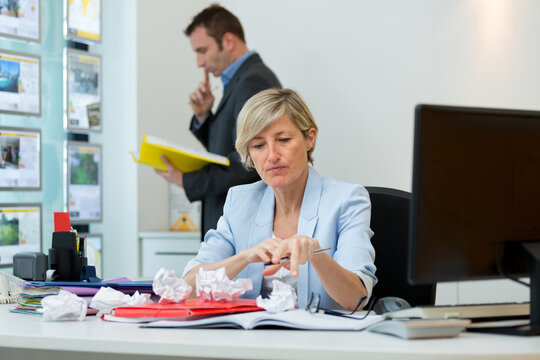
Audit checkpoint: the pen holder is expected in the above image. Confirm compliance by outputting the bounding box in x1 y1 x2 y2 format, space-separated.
48 231 87 281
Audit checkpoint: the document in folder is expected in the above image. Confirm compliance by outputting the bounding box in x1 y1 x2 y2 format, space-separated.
131 135 230 172
110 298 263 320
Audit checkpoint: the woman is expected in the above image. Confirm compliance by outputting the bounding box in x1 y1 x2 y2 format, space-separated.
182 88 376 310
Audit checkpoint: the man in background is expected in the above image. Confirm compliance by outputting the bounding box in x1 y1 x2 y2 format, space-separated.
156 4 281 238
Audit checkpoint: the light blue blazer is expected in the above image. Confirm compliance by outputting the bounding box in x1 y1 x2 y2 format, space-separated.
185 167 376 309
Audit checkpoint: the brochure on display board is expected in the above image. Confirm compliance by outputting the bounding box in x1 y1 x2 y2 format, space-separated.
64 49 102 132
65 141 102 223
0 49 41 116
0 126 41 189
0 203 41 266
0 0 40 42
65 0 101 43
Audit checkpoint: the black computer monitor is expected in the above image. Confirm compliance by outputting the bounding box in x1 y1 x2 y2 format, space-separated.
408 104 540 335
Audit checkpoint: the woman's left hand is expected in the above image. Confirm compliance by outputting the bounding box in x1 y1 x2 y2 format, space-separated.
263 235 321 277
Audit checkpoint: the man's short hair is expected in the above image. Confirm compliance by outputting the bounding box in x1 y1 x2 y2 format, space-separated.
184 4 245 49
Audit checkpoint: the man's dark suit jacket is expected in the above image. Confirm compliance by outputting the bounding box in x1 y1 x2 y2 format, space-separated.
183 53 281 239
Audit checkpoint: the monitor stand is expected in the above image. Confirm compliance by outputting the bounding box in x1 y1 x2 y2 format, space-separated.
468 242 540 336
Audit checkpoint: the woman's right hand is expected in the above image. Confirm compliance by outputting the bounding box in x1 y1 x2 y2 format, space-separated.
239 237 281 264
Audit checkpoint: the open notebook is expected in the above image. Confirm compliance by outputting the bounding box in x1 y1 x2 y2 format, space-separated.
141 309 384 330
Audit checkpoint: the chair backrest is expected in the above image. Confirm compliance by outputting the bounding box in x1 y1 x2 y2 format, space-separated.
365 186 435 306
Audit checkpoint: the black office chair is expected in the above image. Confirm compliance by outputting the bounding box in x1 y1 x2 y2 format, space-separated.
365 186 435 307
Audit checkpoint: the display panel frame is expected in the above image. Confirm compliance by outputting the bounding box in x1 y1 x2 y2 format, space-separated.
0 203 42 267
64 141 102 224
64 0 101 44
0 0 41 43
0 126 41 190
64 48 102 133
80 232 102 278
0 49 41 116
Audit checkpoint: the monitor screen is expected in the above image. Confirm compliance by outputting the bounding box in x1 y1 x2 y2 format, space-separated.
0 127 41 189
64 0 101 43
64 49 102 132
65 141 102 223
0 49 41 116
0 203 41 267
409 104 540 285
0 0 40 42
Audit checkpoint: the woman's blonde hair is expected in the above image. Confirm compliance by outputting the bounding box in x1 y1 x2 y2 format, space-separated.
235 88 318 169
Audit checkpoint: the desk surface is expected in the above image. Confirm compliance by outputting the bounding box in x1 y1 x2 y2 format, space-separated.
1 305 540 360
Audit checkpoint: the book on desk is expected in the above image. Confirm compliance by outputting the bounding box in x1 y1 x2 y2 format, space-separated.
384 302 530 322
139 308 384 330
131 135 230 172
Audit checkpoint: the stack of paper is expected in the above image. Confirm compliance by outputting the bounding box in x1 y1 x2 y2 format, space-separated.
10 284 60 316
10 278 154 317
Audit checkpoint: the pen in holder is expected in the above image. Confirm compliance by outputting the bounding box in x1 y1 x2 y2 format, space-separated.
48 230 87 281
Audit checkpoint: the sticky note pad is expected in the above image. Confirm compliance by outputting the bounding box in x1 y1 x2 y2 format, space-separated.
54 212 71 232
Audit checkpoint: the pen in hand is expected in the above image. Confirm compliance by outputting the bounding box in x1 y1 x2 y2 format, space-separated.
263 247 332 266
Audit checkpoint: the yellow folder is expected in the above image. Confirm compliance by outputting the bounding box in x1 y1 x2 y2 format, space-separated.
131 135 230 173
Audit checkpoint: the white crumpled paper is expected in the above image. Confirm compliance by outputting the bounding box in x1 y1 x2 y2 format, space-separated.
42 289 87 321
89 286 152 317
196 267 252 302
152 268 192 303
256 279 297 313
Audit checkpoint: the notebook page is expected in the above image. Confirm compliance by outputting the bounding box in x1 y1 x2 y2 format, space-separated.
143 309 384 330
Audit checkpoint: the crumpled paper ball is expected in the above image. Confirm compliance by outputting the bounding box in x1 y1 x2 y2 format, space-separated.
196 267 252 302
256 279 297 313
153 268 192 303
42 289 88 321
89 286 152 317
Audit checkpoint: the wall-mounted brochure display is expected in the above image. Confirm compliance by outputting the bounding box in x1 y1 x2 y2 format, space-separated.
64 49 101 132
65 141 102 223
0 203 41 267
64 0 101 43
0 49 41 116
81 233 101 277
0 0 40 42
0 126 41 190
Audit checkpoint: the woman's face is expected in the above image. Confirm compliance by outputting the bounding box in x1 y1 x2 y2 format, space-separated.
248 115 316 189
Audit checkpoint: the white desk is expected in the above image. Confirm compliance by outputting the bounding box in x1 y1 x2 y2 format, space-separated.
1 305 539 360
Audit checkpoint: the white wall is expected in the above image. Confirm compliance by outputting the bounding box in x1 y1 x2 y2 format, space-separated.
228 0 540 188
134 0 540 301
91 0 139 279
137 0 212 231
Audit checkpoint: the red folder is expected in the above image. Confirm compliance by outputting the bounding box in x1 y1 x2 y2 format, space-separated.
112 298 263 319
